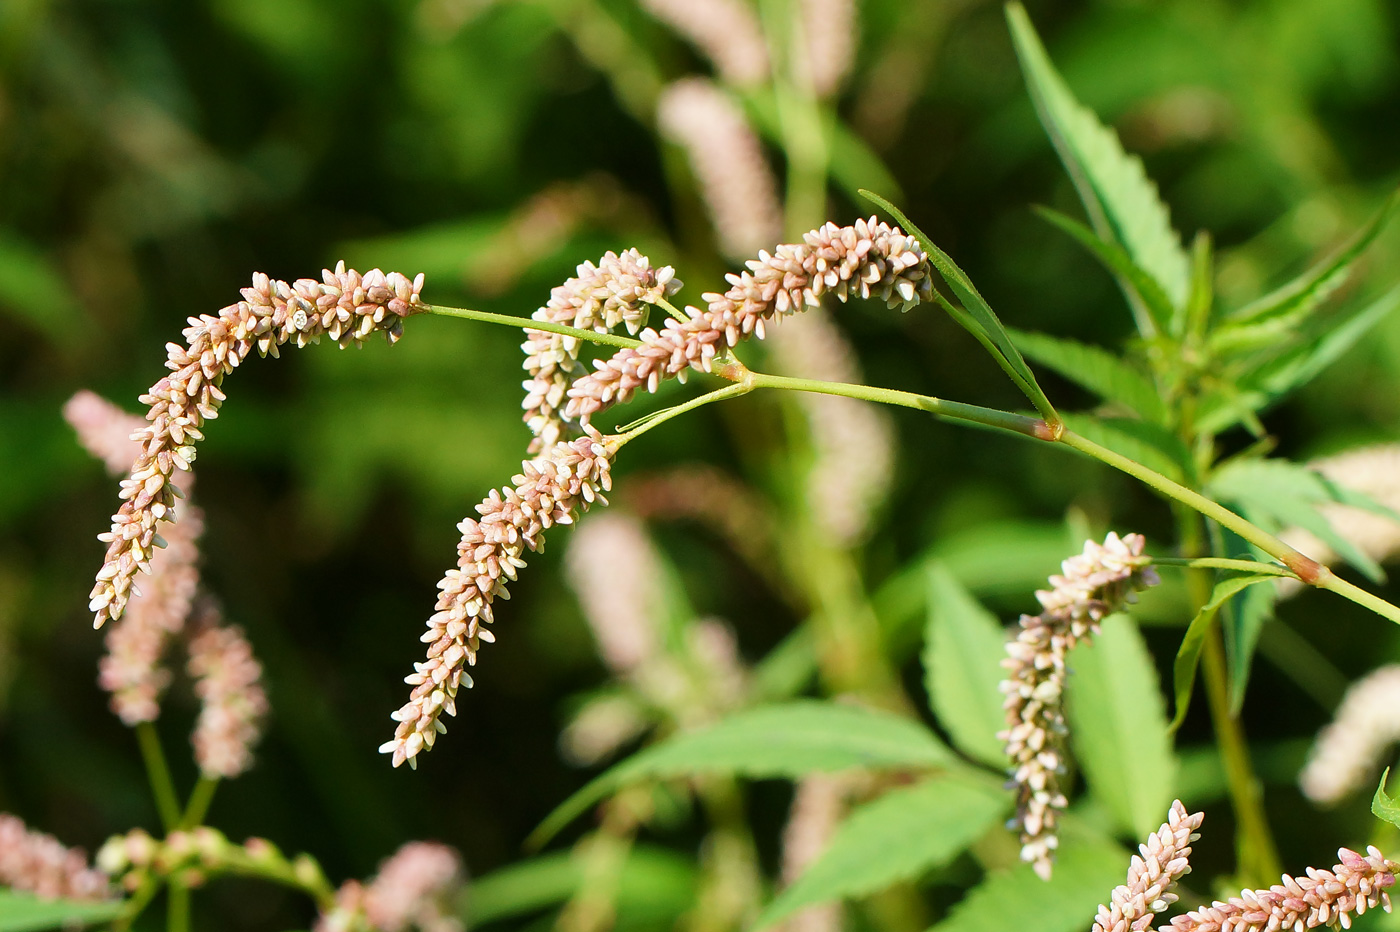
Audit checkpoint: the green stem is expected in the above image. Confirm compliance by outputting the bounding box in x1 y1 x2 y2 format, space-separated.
136 723 181 833
616 380 756 445
424 304 644 350
1149 556 1294 578
761 0 830 236
744 370 1053 438
114 875 164 932
167 880 190 932
653 296 690 323
181 776 219 829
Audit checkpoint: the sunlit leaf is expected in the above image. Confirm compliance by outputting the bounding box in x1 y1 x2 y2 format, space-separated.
1066 615 1176 838
1006 3 1191 332
756 774 1008 928
530 702 953 846
0 891 123 932
1373 768 1400 831
923 564 1008 766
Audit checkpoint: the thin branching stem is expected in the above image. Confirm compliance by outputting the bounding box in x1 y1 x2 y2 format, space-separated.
136 723 182 833
1149 556 1294 577
181 776 219 830
425 304 644 349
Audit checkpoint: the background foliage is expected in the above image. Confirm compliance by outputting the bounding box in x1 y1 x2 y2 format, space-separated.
3 0 1400 928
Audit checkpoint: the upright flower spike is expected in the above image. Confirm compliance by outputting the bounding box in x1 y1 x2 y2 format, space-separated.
797 0 857 98
564 512 667 676
564 218 933 425
187 604 269 779
382 430 616 768
999 532 1159 880
1299 664 1400 805
522 250 679 454
89 265 425 630
65 390 203 725
0 813 113 902
1092 800 1202 932
639 0 770 86
317 842 465 932
657 78 783 260
1163 847 1397 932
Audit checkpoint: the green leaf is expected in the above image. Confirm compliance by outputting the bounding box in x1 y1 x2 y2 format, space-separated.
1006 4 1191 329
1009 328 1165 423
928 824 1126 932
530 702 953 847
1066 615 1176 839
0 231 89 351
1032 207 1177 334
858 188 1058 424
1170 574 1277 730
465 845 697 927
0 891 124 932
1224 575 1277 715
758 774 1009 928
1225 191 1397 328
1373 768 1400 831
1058 413 1189 484
1208 459 1396 582
923 564 1008 766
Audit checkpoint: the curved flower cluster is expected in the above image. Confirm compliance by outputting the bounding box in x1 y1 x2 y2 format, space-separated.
317 843 465 932
382 430 616 768
657 78 782 259
522 250 678 453
187 607 269 779
1299 664 1400 805
999 532 1160 880
90 264 425 629
0 813 113 901
66 390 204 724
1164 846 1395 932
1092 801 1202 932
564 218 932 425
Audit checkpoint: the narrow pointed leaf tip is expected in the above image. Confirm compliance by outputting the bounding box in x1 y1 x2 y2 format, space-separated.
1373 768 1400 830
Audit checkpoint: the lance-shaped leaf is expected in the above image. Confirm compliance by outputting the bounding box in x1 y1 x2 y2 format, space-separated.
1008 328 1166 424
0 891 123 932
1033 207 1178 336
756 774 1009 928
1007 3 1190 333
1171 573 1278 730
859 188 1058 425
1066 615 1176 839
1218 191 1397 339
529 702 953 846
923 564 1008 766
1373 768 1400 831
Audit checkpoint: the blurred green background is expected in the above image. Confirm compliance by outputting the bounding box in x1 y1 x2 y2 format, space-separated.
3 0 1400 928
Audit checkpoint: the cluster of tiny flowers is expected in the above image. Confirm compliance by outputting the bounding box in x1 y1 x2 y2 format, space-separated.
1278 443 1400 597
65 390 204 724
317 843 465 932
0 813 112 901
1299 664 1400 805
564 513 666 675
798 0 856 98
187 606 269 779
639 0 769 86
97 826 332 899
1000 532 1159 880
768 308 894 545
382 430 616 768
1092 801 1202 932
522 250 679 453
89 264 425 629
1163 847 1395 932
565 219 933 425
658 78 783 259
